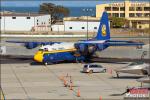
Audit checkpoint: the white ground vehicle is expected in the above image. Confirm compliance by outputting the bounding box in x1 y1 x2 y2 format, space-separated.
83 64 106 73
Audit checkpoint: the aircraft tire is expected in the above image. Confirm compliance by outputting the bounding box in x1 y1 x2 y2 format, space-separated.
103 69 106 73
44 62 48 66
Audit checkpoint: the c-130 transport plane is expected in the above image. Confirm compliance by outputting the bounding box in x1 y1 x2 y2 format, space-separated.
7 12 144 65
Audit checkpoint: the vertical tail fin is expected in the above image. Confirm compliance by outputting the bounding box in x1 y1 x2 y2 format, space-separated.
96 12 110 40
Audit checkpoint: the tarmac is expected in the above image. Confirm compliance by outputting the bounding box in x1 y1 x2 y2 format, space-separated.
1 37 149 59
1 61 146 99
0 37 150 100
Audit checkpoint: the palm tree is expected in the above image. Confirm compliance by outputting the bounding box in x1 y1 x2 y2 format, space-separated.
39 3 70 24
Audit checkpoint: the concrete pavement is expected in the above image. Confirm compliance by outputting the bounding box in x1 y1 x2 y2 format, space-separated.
1 62 145 99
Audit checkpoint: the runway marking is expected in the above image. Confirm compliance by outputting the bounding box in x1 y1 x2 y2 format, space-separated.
94 74 123 92
75 62 124 93
10 64 31 100
43 65 84 99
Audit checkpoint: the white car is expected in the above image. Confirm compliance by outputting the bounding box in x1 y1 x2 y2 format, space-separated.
83 64 106 73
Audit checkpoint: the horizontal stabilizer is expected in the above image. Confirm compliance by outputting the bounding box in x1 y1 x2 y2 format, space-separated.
108 40 136 43
106 41 144 46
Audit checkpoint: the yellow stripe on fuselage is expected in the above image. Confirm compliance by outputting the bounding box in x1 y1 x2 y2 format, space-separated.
42 48 77 54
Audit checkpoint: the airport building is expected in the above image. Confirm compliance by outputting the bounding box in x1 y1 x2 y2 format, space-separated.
51 16 100 32
96 0 150 29
0 12 51 32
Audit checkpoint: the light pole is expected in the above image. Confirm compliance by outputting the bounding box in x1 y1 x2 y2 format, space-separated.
82 8 93 40
3 11 5 34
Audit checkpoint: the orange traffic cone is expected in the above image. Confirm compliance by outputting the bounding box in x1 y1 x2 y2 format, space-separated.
70 82 73 90
77 88 80 97
99 96 102 100
64 79 67 87
110 69 112 74
69 76 73 90
108 68 112 74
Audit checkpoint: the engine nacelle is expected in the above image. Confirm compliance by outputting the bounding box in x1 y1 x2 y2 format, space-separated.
97 44 108 51
88 44 97 54
74 43 97 55
24 42 38 49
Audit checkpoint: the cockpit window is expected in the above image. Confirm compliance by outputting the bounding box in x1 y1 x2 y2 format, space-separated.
39 49 43 51
39 48 48 52
44 48 48 51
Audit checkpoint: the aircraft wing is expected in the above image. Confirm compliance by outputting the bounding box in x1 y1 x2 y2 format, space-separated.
6 40 61 49
108 40 136 43
106 40 144 46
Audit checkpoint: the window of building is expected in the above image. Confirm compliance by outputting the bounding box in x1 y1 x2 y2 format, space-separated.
129 7 135 11
26 17 30 19
136 13 142 17
144 13 150 17
0 17 1 19
112 13 119 17
120 13 125 17
105 7 111 11
129 13 135 17
12 17 16 19
44 22 45 25
94 27 97 29
108 13 111 17
112 7 119 11
37 23 38 25
120 7 125 11
144 7 150 11
136 7 142 11
69 27 72 29
37 19 38 22
81 27 85 29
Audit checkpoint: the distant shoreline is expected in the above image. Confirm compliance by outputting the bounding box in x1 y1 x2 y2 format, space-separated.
1 7 96 17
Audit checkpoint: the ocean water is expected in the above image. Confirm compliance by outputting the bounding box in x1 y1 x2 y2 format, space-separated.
1 7 96 17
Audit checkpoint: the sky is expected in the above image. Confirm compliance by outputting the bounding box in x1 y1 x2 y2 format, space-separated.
1 0 105 7
1 0 149 7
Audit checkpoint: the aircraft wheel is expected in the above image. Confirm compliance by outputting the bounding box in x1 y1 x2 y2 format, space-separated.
79 60 85 64
44 62 48 66
136 45 142 49
103 69 106 73
116 72 119 78
53 62 58 64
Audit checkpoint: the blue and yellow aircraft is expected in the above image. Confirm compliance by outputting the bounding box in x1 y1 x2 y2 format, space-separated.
7 12 144 65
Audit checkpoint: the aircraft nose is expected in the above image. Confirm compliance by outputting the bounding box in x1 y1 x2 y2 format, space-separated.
34 52 43 63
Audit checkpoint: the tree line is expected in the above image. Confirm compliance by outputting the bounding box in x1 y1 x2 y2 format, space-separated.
39 3 70 24
39 3 129 28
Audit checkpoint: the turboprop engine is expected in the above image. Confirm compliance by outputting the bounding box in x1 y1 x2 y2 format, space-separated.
74 43 97 56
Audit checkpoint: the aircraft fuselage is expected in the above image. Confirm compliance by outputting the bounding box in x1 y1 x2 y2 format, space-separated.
34 42 86 64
